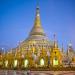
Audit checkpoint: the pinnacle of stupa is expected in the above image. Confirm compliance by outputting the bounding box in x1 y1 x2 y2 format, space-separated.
29 6 45 37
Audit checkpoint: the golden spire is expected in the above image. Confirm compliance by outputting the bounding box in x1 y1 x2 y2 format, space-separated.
53 34 58 48
34 5 41 27
34 0 40 27
30 3 45 36
62 43 64 52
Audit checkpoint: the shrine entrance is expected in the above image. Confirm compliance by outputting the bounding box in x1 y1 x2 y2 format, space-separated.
53 57 58 66
40 58 44 67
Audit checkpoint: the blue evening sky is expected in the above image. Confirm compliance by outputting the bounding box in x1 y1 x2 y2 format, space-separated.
0 0 75 50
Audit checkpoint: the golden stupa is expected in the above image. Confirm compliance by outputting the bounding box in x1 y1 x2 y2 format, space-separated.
0 5 75 70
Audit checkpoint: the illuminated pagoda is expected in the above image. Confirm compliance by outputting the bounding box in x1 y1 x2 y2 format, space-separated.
13 5 53 68
17 5 52 55
0 4 75 70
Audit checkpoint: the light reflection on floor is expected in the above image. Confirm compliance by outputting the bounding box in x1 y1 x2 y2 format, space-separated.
0 70 75 75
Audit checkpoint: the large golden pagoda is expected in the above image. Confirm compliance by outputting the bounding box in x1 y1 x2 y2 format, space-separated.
13 5 53 68
17 6 52 51
0 4 75 70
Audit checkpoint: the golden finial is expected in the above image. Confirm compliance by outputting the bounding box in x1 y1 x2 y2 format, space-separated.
30 0 45 36
54 33 56 42
62 43 64 52
68 40 72 47
53 33 58 48
36 0 40 17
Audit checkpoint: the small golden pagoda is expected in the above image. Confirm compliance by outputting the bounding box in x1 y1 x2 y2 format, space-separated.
50 34 62 67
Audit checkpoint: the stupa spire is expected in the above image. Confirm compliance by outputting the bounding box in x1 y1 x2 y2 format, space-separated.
62 43 64 52
53 34 58 48
30 3 45 36
34 5 41 27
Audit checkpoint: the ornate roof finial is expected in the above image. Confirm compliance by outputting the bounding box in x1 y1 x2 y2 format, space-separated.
62 43 64 52
67 45 69 56
53 33 58 48
54 33 56 42
68 40 73 52
68 40 72 47
29 0 45 36
36 0 40 17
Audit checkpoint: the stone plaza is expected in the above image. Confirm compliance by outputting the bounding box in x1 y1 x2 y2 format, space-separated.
0 70 75 75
